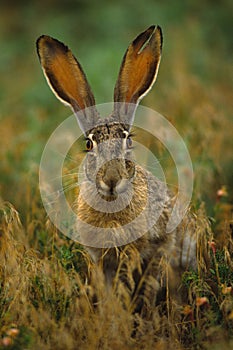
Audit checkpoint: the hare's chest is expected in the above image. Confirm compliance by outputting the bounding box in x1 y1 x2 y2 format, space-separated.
77 188 147 228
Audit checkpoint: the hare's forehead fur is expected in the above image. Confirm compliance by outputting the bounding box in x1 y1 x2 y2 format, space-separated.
88 121 128 143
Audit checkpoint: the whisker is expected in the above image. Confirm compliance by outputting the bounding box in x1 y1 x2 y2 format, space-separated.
64 153 84 163
138 155 172 168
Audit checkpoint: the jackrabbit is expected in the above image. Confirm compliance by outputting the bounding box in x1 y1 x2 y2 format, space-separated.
37 26 196 310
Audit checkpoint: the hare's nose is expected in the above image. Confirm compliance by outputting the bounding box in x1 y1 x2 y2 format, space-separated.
102 167 121 195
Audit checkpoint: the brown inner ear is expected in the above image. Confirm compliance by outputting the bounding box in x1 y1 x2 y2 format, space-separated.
114 26 162 104
120 47 158 103
37 36 95 110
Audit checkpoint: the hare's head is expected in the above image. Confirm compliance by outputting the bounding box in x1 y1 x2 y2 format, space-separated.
36 26 162 200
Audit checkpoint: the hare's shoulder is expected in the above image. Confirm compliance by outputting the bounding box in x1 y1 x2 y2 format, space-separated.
134 164 170 203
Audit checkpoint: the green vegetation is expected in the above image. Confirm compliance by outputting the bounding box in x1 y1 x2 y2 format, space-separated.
0 0 232 349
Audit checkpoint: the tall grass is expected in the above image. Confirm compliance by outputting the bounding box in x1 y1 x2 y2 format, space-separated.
0 200 232 349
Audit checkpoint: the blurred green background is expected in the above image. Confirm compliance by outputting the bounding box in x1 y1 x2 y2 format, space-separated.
0 0 232 220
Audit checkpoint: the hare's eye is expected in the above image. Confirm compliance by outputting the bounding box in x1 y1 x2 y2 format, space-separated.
126 137 133 148
86 139 93 151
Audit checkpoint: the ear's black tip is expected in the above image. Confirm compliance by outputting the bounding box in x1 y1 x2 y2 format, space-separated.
36 35 70 59
156 25 162 34
36 34 46 42
36 35 51 59
36 35 48 48
155 25 163 50
36 35 44 59
146 25 162 36
148 24 156 31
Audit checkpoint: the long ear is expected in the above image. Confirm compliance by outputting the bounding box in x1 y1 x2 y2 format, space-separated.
114 25 162 126
36 35 99 134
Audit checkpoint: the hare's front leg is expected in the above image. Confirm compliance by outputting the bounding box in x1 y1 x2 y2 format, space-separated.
131 258 162 319
108 243 165 319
